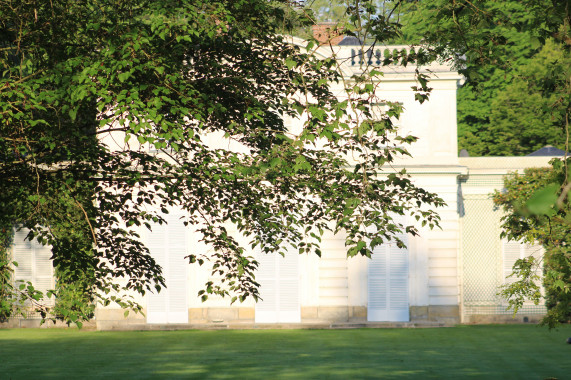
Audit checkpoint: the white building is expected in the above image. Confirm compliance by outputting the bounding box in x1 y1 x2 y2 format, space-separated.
7 39 552 329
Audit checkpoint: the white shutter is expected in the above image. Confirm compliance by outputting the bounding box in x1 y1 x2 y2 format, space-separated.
277 251 301 322
254 247 279 323
34 244 53 295
13 228 54 303
13 229 33 281
368 220 409 322
388 241 409 320
147 214 188 324
146 222 168 323
367 247 388 320
165 217 189 323
255 247 300 323
503 240 523 286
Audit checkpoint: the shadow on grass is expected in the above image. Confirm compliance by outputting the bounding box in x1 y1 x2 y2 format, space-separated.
1 325 570 379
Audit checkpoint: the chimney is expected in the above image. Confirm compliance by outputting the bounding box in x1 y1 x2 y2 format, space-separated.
311 23 344 46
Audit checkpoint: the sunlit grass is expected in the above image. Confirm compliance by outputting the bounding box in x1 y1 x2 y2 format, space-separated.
1 324 570 379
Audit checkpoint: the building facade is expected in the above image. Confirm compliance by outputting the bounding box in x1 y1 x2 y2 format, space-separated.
6 40 550 329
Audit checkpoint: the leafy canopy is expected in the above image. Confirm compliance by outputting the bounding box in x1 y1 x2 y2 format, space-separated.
0 0 443 324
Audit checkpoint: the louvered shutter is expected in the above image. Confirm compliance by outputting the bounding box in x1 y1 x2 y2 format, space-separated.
13 229 33 283
255 247 300 323
277 250 301 322
368 220 409 322
34 244 53 296
367 246 388 320
13 229 54 304
147 214 188 324
254 247 278 323
147 222 168 323
388 241 409 320
503 240 523 286
165 217 188 323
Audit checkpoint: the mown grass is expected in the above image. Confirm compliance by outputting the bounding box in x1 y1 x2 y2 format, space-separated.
1 324 570 379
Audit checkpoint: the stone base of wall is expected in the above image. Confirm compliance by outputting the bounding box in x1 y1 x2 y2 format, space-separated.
95 305 455 328
94 307 257 329
300 306 367 322
410 305 460 324
8 305 547 329
93 305 461 329
188 306 367 324
4 305 548 329
189 307 254 323
0 318 96 329
94 308 148 330
463 314 543 324
3 305 462 329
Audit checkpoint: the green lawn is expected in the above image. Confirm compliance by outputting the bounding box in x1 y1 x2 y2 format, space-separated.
1 325 570 379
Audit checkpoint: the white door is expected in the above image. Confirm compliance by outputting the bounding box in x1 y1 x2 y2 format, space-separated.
368 229 409 322
255 249 300 323
147 214 188 324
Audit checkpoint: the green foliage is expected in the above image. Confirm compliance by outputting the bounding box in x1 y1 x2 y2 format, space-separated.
307 0 351 22
0 0 443 325
51 281 95 328
482 39 569 155
493 159 571 328
400 0 570 156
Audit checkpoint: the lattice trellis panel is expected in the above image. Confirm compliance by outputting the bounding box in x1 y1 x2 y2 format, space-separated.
462 195 503 306
461 194 546 317
462 175 507 188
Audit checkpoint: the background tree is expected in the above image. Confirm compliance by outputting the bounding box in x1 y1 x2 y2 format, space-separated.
0 0 443 325
303 0 570 156
307 0 350 22
487 40 569 155
400 0 570 156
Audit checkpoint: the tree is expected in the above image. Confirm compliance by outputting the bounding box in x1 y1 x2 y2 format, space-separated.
307 0 350 22
0 0 443 325
400 0 570 156
487 39 569 155
493 160 571 328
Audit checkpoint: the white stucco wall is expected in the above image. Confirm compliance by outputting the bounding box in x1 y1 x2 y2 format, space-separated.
15 39 467 326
